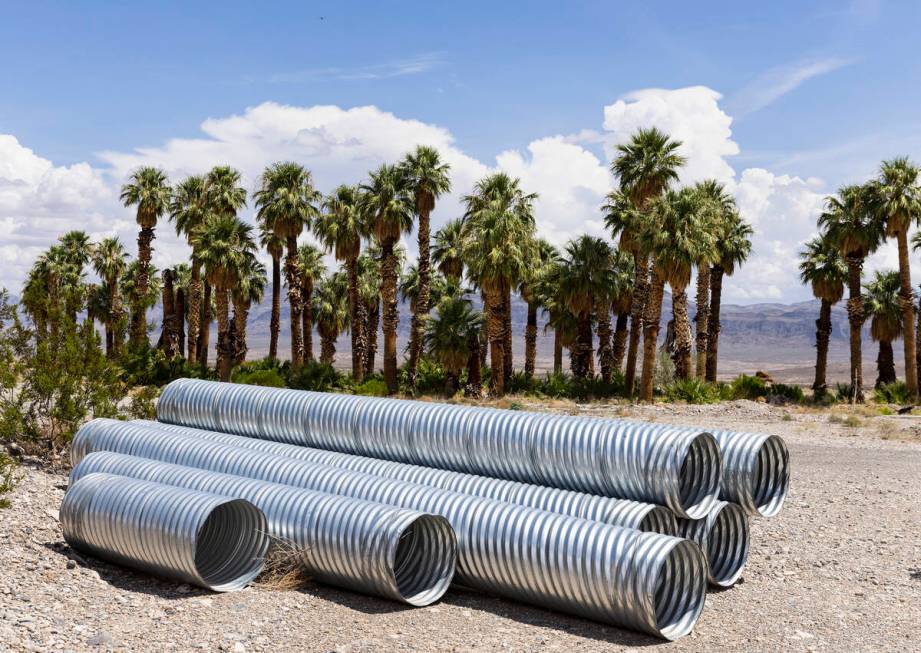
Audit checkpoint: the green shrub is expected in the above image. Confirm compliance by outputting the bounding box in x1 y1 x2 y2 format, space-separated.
124 385 160 420
353 377 389 397
834 383 853 402
768 383 805 403
120 346 211 387
538 372 573 399
285 360 341 392
405 358 449 396
727 374 767 400
874 381 911 405
234 369 287 388
662 378 722 404
0 450 17 509
507 371 537 395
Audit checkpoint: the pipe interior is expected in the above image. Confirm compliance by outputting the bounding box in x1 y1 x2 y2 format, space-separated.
706 504 750 587
677 434 721 519
195 500 268 592
639 507 679 536
652 539 707 641
752 435 790 517
391 515 456 606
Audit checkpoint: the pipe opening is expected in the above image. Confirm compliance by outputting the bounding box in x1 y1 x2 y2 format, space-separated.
751 435 790 517
195 499 269 592
391 515 456 606
652 539 707 641
676 434 721 519
638 506 679 536
706 503 750 587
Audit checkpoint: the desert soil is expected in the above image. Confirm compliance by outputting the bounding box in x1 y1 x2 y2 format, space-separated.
2 399 921 653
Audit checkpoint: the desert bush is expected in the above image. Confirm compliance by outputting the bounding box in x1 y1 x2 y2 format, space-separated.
352 377 389 397
507 371 537 395
285 360 341 392
0 449 17 509
124 385 160 420
873 381 911 405
537 372 573 399
834 383 853 401
120 346 211 387
404 358 449 396
727 374 767 400
663 378 722 404
768 383 805 403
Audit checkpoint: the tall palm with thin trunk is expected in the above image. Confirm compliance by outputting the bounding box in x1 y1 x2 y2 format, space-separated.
360 164 414 394
432 219 465 283
120 166 170 348
358 248 382 375
169 175 208 362
638 188 717 401
313 271 350 365
232 253 267 365
608 129 685 395
401 146 452 388
316 184 368 379
298 243 326 363
520 239 560 378
864 270 902 388
609 248 635 374
799 235 848 398
875 157 921 399
818 184 885 403
255 162 320 369
258 219 284 361
91 237 128 358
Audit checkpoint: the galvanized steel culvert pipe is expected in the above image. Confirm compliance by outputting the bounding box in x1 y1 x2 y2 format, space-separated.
69 452 456 606
156 379 722 519
73 419 708 640
677 500 750 587
60 473 269 591
705 428 790 517
137 420 678 536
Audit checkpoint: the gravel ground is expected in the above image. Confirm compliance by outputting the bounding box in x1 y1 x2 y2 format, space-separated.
2 400 921 652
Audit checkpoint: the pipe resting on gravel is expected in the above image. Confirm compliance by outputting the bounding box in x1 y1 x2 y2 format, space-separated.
678 500 751 587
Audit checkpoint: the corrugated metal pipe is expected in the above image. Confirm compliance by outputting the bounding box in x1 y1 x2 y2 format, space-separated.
72 419 708 640
155 379 722 519
136 419 677 536
703 428 790 517
677 501 750 587
60 473 269 592
69 451 456 606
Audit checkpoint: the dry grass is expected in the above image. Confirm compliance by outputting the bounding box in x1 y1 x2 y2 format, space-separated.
255 535 313 591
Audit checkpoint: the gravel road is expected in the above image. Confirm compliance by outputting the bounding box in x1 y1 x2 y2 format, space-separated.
2 400 920 652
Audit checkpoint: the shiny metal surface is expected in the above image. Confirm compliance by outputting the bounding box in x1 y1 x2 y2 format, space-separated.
677 500 750 587
70 452 456 606
137 419 678 536
156 379 721 519
73 419 707 640
59 473 268 591
705 428 790 517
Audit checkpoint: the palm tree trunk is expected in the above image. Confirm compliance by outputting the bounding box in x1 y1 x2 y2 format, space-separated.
895 232 918 398
845 254 865 403
465 328 482 397
503 291 513 385
380 237 399 394
625 256 650 395
524 300 538 378
479 290 488 369
916 287 921 391
105 326 113 356
705 265 724 383
269 254 281 361
672 286 693 379
553 328 562 374
612 312 629 373
365 298 379 375
130 226 154 348
176 286 186 359
486 286 506 396
187 259 201 363
571 314 593 379
215 287 232 382
285 235 304 369
876 339 896 388
303 277 315 363
348 257 366 381
640 270 667 402
406 208 432 388
233 296 249 365
107 277 120 359
197 281 212 367
159 269 178 358
596 300 613 383
320 334 335 365
813 298 832 398
694 263 710 379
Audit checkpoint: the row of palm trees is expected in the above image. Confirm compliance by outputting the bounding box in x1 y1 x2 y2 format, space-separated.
800 157 921 402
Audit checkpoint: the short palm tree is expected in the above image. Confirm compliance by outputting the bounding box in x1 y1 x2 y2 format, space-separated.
313 271 350 365
297 242 327 362
638 187 717 401
120 166 170 347
609 128 686 396
819 184 885 402
520 239 560 378
432 218 465 283
360 164 414 393
257 217 285 361
232 253 267 365
255 162 321 369
875 157 921 398
315 184 368 379
425 294 482 396
401 146 452 388
864 270 903 388
609 248 635 374
91 237 128 358
799 235 848 397
169 175 208 362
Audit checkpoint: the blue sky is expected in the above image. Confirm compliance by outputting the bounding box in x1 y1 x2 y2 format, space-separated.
2 0 920 301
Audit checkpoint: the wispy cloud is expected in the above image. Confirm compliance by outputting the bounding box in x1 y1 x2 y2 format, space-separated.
729 57 856 116
264 52 444 84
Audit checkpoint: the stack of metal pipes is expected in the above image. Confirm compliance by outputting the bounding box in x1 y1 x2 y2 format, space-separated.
61 377 790 641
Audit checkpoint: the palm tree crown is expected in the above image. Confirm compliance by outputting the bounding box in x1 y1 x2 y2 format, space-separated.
799 236 848 304
611 127 686 208
120 167 171 228
254 162 321 239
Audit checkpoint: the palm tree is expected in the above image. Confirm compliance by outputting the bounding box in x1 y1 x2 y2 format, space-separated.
255 162 321 370
121 259 161 345
863 270 902 388
638 188 717 401
705 215 753 383
360 164 414 394
232 253 267 365
192 215 256 381
401 146 452 388
173 263 190 358
608 249 635 374
819 184 885 402
799 235 848 398
609 128 686 396
298 243 327 362
313 271 350 365
169 175 208 362
158 268 179 356
120 166 170 348
874 158 921 399
462 173 537 396
315 184 367 379
425 294 482 396
358 248 382 375
91 237 128 358
520 239 560 378
257 217 285 361
432 219 466 283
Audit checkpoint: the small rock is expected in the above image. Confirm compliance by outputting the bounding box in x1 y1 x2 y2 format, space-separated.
87 631 114 647
66 560 76 570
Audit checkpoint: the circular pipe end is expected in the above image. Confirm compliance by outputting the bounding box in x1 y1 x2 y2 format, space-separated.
652 538 708 641
750 435 790 517
705 502 750 587
390 514 457 606
638 506 679 536
194 499 270 592
675 433 722 519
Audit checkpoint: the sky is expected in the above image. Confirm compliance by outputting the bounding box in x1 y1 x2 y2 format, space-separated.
2 0 921 303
